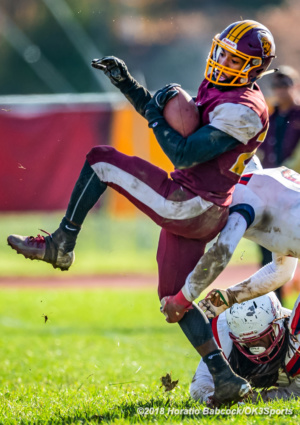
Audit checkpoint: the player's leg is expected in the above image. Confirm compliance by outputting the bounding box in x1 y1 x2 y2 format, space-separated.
7 158 106 270
7 146 177 269
8 146 224 270
157 230 251 405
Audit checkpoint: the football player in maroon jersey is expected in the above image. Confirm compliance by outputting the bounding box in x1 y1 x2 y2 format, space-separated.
8 20 276 406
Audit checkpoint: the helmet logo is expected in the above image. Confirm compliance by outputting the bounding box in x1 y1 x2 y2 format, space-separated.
239 330 258 337
222 38 237 50
258 32 272 57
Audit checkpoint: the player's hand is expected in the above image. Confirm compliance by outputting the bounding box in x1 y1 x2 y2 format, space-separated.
152 84 181 111
145 84 181 125
160 290 193 323
146 84 181 113
198 289 231 318
91 56 130 85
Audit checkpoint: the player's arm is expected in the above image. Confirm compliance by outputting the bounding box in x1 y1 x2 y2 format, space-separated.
183 212 248 301
200 254 298 318
145 100 240 169
161 211 249 323
92 56 152 116
145 100 262 169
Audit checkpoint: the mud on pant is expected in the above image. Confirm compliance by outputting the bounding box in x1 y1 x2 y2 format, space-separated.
86 146 228 347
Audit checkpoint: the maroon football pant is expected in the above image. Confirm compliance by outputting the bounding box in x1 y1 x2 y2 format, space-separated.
87 146 228 299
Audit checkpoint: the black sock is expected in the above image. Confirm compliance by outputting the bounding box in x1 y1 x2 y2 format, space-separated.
59 216 81 236
203 349 234 382
65 160 107 225
179 307 235 387
48 217 80 254
179 304 213 347
203 349 228 373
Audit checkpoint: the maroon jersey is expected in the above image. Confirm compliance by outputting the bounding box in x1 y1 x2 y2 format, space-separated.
171 80 269 206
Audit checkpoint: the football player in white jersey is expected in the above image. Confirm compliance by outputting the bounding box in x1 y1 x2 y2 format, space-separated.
190 292 300 403
162 157 300 321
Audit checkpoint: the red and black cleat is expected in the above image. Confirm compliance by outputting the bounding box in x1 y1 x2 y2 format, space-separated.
7 228 75 271
7 233 48 260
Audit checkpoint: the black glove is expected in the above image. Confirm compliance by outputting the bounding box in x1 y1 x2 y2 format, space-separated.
145 84 180 126
91 56 131 86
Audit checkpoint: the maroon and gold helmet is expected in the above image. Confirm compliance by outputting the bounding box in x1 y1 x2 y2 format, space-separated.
205 20 276 87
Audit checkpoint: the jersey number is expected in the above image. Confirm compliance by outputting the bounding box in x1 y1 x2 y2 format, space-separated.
230 151 257 176
229 125 268 176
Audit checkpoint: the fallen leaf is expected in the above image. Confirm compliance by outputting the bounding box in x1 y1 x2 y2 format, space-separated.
160 373 179 392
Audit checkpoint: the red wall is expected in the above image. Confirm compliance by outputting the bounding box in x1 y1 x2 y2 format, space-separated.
0 98 173 214
1 106 112 211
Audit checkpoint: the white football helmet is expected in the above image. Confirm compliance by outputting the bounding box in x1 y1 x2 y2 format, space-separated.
225 292 285 364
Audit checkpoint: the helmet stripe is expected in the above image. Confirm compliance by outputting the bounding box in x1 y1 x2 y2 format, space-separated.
227 22 249 42
237 23 260 40
227 21 259 43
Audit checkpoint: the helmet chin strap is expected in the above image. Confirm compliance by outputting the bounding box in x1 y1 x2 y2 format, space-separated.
259 68 279 79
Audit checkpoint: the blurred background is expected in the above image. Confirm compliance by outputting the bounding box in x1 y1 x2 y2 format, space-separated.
1 0 299 94
1 0 300 299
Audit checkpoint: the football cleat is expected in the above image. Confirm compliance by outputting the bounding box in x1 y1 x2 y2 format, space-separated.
7 228 75 271
207 374 251 408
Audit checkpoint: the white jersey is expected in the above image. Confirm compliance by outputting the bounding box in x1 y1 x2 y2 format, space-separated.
183 166 300 303
234 167 300 257
190 295 300 402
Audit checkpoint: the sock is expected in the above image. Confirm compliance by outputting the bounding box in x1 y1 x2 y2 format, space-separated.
65 160 107 225
179 304 213 347
48 217 80 255
59 216 81 236
203 349 234 385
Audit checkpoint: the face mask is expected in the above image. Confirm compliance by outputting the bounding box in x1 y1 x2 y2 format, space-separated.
249 346 266 355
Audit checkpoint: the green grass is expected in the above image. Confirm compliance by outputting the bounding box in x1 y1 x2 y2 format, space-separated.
0 212 260 277
0 288 299 424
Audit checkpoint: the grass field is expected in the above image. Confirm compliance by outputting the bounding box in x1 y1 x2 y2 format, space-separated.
0 212 260 277
0 288 299 424
1 213 298 423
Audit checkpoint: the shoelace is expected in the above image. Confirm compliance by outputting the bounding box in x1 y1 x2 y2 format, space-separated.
28 229 51 246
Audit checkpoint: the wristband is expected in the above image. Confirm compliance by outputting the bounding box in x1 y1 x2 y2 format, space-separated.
173 289 193 308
